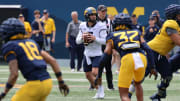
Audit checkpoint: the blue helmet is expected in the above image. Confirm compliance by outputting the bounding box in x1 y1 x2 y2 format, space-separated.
165 4 180 20
84 7 97 22
112 13 132 31
0 17 25 42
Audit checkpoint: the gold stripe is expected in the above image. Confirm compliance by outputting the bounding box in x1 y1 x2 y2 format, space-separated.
107 39 114 48
4 51 16 61
10 34 25 40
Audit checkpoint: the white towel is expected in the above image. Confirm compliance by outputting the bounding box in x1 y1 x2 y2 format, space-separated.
132 52 144 70
85 55 92 65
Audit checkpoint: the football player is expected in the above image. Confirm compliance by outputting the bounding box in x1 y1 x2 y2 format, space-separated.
0 18 69 101
95 13 155 101
76 7 107 99
148 4 180 101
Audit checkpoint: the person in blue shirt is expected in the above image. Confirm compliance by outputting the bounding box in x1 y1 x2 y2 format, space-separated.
31 9 44 49
144 16 160 42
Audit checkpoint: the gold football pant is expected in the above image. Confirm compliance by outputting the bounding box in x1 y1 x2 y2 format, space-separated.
118 52 147 88
11 79 52 101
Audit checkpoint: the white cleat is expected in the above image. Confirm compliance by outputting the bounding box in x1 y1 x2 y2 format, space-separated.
99 85 105 99
71 69 75 72
92 92 99 99
92 85 105 99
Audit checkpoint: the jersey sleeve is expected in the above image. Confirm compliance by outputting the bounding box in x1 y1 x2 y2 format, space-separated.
51 18 56 31
106 33 113 42
2 43 17 62
164 20 179 35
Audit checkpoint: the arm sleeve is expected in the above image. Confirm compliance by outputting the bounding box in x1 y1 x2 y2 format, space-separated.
66 23 71 33
52 19 56 31
166 27 178 35
2 44 17 63
95 29 107 45
141 42 155 68
76 28 83 44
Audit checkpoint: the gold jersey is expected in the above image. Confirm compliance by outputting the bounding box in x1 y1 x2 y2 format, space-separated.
148 20 180 55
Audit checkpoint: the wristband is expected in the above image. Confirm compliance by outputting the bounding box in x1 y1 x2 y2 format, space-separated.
0 92 6 97
58 80 64 84
5 83 13 89
55 72 62 78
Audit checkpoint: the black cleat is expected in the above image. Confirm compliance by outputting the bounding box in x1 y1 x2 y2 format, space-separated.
150 92 166 101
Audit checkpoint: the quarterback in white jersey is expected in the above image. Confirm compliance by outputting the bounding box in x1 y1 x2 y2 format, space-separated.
76 7 106 99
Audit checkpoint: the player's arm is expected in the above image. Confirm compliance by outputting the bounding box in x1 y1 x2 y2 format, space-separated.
95 41 113 86
167 27 180 46
140 37 157 79
0 59 19 100
76 29 84 44
89 29 107 45
40 50 69 96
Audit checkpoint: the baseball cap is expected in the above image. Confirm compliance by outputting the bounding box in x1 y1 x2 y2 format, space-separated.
97 5 107 11
18 13 24 17
43 9 49 14
149 16 155 20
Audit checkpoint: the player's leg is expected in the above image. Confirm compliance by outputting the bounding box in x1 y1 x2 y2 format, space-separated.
133 53 147 101
39 79 53 101
83 57 95 88
150 53 172 100
169 50 180 73
11 81 43 101
128 54 150 98
118 54 134 101
92 56 105 99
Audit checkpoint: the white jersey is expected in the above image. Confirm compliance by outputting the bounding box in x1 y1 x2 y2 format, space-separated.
98 17 113 34
76 21 107 58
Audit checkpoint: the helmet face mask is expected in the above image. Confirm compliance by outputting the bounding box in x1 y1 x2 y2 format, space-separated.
84 7 97 23
0 18 25 42
112 13 132 31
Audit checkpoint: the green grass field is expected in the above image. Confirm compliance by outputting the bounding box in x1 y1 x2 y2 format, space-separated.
0 65 180 101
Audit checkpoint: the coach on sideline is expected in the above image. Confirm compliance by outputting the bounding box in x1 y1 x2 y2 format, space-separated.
65 11 84 72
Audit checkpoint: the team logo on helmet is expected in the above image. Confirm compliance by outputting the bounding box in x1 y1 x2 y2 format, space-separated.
84 7 97 22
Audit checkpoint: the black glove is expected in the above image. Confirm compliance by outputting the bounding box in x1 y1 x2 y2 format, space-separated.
58 81 69 96
149 68 158 80
0 92 6 101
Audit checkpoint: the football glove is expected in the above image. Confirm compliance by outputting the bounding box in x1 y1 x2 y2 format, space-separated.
149 68 158 80
58 81 69 96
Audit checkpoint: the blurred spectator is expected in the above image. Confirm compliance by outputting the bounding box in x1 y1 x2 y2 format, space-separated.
66 11 84 72
31 10 44 49
152 10 164 28
18 14 32 38
97 5 114 90
41 9 56 52
144 16 160 42
131 14 143 33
